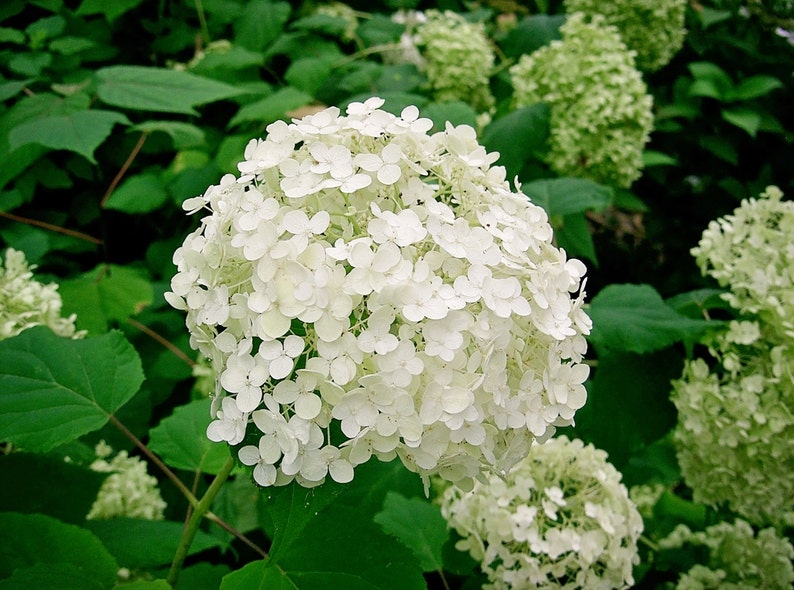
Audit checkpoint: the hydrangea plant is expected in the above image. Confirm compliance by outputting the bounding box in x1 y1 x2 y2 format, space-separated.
659 519 794 590
0 248 82 340
87 441 167 521
673 187 794 525
440 436 643 589
510 13 654 189
166 98 591 490
563 0 687 71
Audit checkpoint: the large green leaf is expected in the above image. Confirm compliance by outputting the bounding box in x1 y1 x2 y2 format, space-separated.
76 0 143 22
228 86 312 128
0 453 106 523
500 14 564 58
0 563 106 590
148 398 230 475
85 519 224 569
7 110 130 164
132 121 206 149
103 172 168 214
59 264 154 333
523 178 612 217
0 512 117 586
481 104 550 180
233 0 291 52
374 492 449 572
725 75 783 102
0 327 144 452
587 284 713 354
96 66 245 114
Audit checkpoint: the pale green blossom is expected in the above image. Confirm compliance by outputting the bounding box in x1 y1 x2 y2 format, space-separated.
87 441 167 521
440 436 643 589
659 520 794 590
628 482 665 520
563 0 687 71
692 186 794 340
510 13 654 188
0 248 83 340
167 98 592 490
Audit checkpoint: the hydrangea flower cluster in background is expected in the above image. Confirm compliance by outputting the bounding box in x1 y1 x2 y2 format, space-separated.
166 98 591 490
659 520 794 590
510 13 654 189
87 441 166 521
0 248 82 341
440 436 643 590
672 187 794 525
563 0 687 72
390 10 495 112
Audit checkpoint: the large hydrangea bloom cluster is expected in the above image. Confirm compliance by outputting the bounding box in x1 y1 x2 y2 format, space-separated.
390 10 495 112
691 186 794 340
672 187 794 525
563 0 687 71
440 436 643 589
87 441 167 521
0 248 82 340
510 13 653 189
659 520 794 590
166 98 592 490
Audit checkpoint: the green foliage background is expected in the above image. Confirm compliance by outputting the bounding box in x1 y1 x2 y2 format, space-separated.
0 0 792 588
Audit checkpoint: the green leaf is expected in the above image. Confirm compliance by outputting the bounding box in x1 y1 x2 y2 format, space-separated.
0 27 25 44
85 519 224 569
132 121 206 149
721 106 762 137
555 212 598 265
0 79 32 102
7 110 130 163
0 512 117 586
374 492 449 572
0 327 144 452
284 57 335 97
481 104 550 180
612 189 648 212
233 0 291 52
726 75 783 101
228 86 312 128
588 284 713 354
0 453 106 524
573 349 681 468
103 172 168 214
420 101 478 132
96 66 245 115
688 62 733 101
0 563 105 590
699 135 738 165
697 7 733 29
176 564 231 590
49 36 95 55
76 0 143 22
376 64 424 93
59 264 154 333
112 581 172 590
149 398 230 474
523 178 612 217
666 288 731 318
500 14 564 58
642 150 678 167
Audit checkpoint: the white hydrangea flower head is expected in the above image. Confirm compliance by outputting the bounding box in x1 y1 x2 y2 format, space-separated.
659 520 794 590
691 186 794 340
390 10 495 112
0 248 83 340
672 322 794 525
87 441 167 521
440 436 642 589
510 12 654 189
563 0 687 71
167 98 592 490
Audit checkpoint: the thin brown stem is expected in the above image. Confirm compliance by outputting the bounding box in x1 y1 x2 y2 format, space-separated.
127 318 196 368
204 511 269 558
0 210 103 245
100 131 149 209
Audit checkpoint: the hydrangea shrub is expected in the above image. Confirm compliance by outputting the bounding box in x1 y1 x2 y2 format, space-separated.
166 98 591 490
0 248 82 340
659 520 794 590
440 436 643 589
510 13 654 189
672 187 794 525
563 0 687 71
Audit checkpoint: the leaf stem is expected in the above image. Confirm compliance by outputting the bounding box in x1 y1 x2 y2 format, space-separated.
194 0 210 45
0 210 103 245
167 456 235 587
127 318 196 368
100 131 148 209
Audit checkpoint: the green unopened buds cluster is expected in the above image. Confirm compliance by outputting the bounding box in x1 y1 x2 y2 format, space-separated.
510 13 653 189
0 248 82 341
167 97 591 490
440 436 643 589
